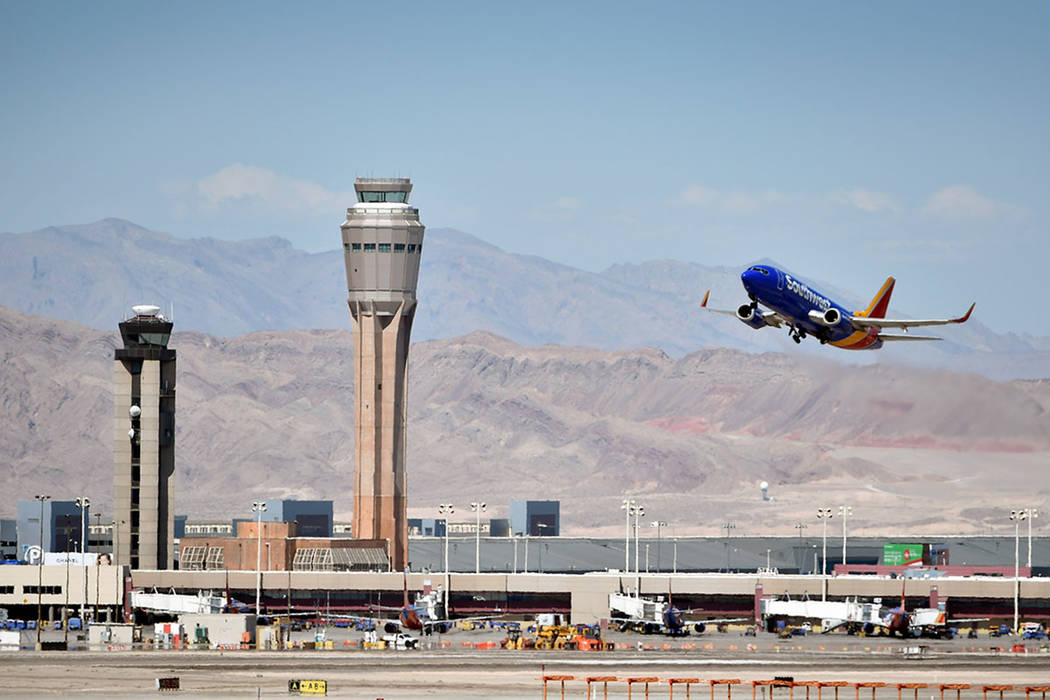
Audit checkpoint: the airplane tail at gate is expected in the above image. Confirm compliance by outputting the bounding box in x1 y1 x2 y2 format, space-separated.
859 277 895 318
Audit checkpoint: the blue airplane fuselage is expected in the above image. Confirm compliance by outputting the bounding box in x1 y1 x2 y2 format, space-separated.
741 265 883 350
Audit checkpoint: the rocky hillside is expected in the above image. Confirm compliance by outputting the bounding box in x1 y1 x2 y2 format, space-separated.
2 305 1047 535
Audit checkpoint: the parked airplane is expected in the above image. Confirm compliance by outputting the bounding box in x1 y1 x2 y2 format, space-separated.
365 575 501 635
610 586 749 636
702 265 974 349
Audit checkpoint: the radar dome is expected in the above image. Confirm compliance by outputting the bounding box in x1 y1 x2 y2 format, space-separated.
129 405 141 418
760 481 769 490
132 304 161 317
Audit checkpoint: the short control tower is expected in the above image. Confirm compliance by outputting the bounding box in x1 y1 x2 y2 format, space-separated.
340 178 424 570
113 304 176 569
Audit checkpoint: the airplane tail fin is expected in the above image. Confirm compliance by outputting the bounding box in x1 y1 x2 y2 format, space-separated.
859 277 895 318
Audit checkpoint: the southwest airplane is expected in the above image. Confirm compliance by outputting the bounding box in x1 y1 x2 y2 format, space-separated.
701 265 975 349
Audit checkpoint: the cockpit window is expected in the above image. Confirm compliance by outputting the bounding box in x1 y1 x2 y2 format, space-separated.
748 266 770 275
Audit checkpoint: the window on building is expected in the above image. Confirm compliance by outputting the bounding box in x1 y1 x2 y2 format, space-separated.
363 243 376 252
407 244 416 253
180 545 207 570
343 243 350 253
23 585 62 595
204 546 225 570
357 191 408 203
0 585 13 594
378 243 391 253
394 243 405 253
351 242 361 252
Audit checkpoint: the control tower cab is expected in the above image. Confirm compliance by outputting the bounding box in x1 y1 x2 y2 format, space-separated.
341 178 424 317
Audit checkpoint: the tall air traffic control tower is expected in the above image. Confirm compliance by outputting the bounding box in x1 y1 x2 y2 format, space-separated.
341 178 424 570
113 305 176 569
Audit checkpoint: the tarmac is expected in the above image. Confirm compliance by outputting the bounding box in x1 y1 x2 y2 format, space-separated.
1 626 1048 698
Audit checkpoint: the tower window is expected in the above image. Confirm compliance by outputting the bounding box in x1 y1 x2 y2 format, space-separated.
394 243 405 253
357 191 408 203
407 244 417 253
343 243 350 253
351 243 361 252
363 243 376 252
378 243 391 253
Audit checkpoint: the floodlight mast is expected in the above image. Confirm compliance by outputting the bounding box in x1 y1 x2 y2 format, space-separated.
816 508 833 601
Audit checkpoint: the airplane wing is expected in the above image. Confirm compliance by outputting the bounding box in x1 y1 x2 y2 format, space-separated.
851 303 975 331
700 290 737 316
701 291 785 328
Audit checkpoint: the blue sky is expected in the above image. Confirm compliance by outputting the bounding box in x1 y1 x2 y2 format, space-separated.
2 1 1047 334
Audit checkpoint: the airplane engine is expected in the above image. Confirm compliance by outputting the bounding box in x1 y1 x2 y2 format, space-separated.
807 308 841 327
736 304 767 330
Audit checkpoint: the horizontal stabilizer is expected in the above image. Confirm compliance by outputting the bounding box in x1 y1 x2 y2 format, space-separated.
877 334 942 342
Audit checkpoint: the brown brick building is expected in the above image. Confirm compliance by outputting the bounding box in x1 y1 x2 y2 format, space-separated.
179 521 387 571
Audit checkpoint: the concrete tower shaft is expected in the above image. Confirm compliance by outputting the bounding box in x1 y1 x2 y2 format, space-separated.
341 178 424 571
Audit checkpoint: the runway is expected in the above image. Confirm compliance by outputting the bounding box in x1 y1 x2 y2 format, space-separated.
1 646 1047 698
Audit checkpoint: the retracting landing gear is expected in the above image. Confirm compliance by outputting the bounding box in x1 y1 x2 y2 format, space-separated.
788 326 807 344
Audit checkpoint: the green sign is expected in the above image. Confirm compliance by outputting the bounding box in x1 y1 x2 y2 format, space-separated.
884 543 924 566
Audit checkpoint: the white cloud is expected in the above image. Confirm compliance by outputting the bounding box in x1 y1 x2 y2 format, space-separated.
921 185 1006 220
194 163 352 213
679 185 790 213
530 196 582 221
832 188 898 213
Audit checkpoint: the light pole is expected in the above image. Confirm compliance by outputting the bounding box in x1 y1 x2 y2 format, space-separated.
631 504 645 577
523 533 529 574
541 522 550 570
620 499 635 572
63 516 71 644
838 505 852 568
794 522 807 540
438 503 454 615
721 522 736 573
1013 508 1039 568
470 502 486 574
75 497 89 623
650 521 667 573
92 513 103 621
265 542 271 571
252 501 267 618
1010 509 1029 632
35 494 50 648
816 508 833 600
673 539 678 575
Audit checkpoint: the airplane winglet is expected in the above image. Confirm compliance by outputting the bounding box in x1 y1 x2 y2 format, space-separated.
953 302 975 324
701 290 710 308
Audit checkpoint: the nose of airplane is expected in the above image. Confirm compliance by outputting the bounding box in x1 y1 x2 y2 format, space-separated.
740 268 760 294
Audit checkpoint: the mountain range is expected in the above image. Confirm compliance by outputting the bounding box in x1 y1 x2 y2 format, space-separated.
2 218 1048 380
